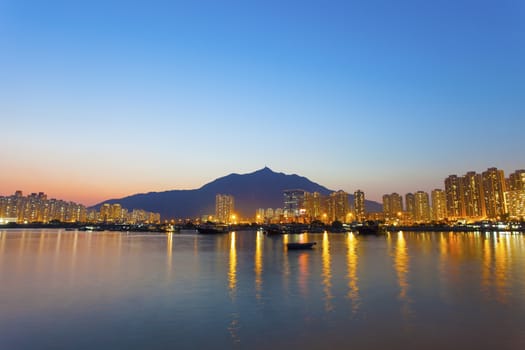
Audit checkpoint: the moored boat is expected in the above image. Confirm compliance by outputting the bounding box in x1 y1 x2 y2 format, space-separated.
354 221 383 235
286 242 317 250
197 224 228 234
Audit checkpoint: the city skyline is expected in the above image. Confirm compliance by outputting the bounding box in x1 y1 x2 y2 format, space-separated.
2 0 524 205
2 166 523 223
1 164 523 207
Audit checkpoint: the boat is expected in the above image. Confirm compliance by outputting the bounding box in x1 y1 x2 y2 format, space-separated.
197 224 228 234
264 225 284 235
286 242 317 250
354 221 383 235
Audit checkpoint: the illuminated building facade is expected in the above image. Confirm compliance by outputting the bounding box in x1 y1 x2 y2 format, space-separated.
505 190 525 219
216 194 235 223
414 191 430 223
0 191 86 223
431 189 447 221
327 190 349 223
383 193 403 222
463 171 485 219
354 190 365 222
445 175 465 219
509 170 525 191
405 193 415 221
482 167 507 219
303 191 324 222
283 189 305 221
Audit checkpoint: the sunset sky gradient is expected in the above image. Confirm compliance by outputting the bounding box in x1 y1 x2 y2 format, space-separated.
1 0 524 205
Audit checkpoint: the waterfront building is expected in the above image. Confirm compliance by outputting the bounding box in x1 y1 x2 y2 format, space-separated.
0 191 90 224
283 189 305 221
111 203 123 223
431 189 447 221
383 193 403 223
255 208 265 223
509 170 525 191
216 194 235 223
405 193 415 222
265 208 274 221
382 194 390 219
482 167 507 219
414 191 431 223
100 203 111 222
354 190 365 222
274 208 283 221
505 190 525 219
445 175 465 219
462 172 485 219
303 191 324 222
327 190 349 223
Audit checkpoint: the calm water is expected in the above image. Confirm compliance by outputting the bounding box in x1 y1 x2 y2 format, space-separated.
1 229 525 350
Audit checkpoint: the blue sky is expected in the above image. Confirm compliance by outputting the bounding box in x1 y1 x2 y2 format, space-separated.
1 0 524 204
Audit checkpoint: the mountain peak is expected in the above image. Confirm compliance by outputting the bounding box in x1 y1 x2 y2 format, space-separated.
92 168 382 218
255 166 274 174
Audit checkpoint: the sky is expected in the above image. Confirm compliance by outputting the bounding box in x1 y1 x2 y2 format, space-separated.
1 0 524 205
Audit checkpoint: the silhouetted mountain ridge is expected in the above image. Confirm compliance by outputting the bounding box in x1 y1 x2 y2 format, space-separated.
92 167 381 219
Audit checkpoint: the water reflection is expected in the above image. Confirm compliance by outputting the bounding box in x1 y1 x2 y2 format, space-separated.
166 232 173 280
393 232 412 321
297 252 310 298
2 230 525 349
228 232 237 298
282 234 290 293
346 233 360 314
481 233 512 304
254 231 263 300
0 231 5 255
321 232 333 312
228 232 240 345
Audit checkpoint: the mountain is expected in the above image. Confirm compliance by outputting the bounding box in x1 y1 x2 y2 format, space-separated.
92 167 382 219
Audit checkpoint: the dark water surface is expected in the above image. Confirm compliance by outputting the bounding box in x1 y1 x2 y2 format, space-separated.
1 229 525 349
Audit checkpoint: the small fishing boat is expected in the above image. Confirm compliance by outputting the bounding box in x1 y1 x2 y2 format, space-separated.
264 225 284 235
197 224 228 234
286 242 317 250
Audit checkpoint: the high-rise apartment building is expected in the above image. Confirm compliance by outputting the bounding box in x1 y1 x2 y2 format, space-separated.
405 193 415 221
283 189 305 220
354 190 365 222
414 191 430 223
431 189 447 221
509 170 525 191
462 172 485 219
327 191 349 223
303 191 324 221
383 193 403 222
482 168 506 219
505 190 525 219
255 208 265 223
216 194 235 223
445 175 465 219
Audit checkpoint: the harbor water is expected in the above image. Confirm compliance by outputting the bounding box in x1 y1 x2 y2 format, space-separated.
1 229 525 349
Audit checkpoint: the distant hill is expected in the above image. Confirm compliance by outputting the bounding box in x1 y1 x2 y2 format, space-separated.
91 167 382 219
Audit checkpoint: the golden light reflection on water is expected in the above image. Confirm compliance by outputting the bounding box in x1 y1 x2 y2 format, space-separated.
227 232 240 345
481 233 513 304
228 232 237 298
346 233 359 314
0 231 5 255
255 231 263 300
321 232 333 312
298 252 309 298
282 234 290 293
393 232 412 321
166 232 173 280
493 234 511 304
